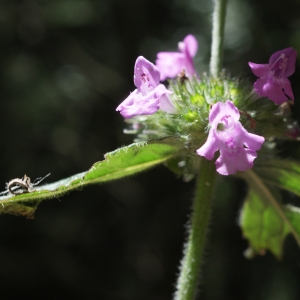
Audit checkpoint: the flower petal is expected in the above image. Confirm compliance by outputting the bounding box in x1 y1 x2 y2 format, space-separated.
152 84 175 113
253 78 268 97
269 47 293 66
216 148 257 175
156 52 185 81
196 130 219 160
158 93 176 113
267 86 288 104
209 101 240 127
285 49 297 77
269 47 297 77
155 35 198 80
183 34 198 57
248 62 269 78
134 56 160 90
254 78 290 104
116 89 160 118
282 79 294 101
238 124 265 150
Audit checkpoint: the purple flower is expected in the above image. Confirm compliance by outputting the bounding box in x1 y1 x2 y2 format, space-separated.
116 56 176 118
197 101 265 175
249 47 297 104
156 34 198 81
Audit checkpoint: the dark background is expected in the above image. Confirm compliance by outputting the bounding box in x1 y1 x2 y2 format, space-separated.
0 0 300 299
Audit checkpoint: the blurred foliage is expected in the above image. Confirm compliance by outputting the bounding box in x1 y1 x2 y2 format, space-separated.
0 0 300 299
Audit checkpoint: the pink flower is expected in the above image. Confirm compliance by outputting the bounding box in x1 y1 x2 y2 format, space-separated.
197 101 265 175
249 47 297 104
116 56 176 118
156 34 198 81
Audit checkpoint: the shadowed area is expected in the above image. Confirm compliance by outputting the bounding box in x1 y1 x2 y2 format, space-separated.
0 0 300 299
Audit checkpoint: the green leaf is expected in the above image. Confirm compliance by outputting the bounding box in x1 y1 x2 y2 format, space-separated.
0 202 40 219
239 169 300 259
0 137 184 217
254 160 300 196
285 205 300 234
84 137 183 183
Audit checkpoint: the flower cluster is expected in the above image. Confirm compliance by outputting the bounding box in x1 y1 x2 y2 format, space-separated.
249 47 297 104
156 34 198 81
196 101 264 175
116 56 176 118
116 35 297 176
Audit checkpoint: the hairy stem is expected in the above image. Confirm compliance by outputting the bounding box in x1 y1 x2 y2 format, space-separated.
174 158 216 300
209 0 228 77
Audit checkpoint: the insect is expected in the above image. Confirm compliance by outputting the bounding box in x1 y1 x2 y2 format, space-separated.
0 173 51 196
178 69 188 84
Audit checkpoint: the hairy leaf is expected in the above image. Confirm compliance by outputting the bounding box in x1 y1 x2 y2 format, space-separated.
255 159 300 196
0 137 184 217
240 169 300 259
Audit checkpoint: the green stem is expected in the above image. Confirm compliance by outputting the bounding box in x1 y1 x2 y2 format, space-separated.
174 158 216 300
209 0 228 77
